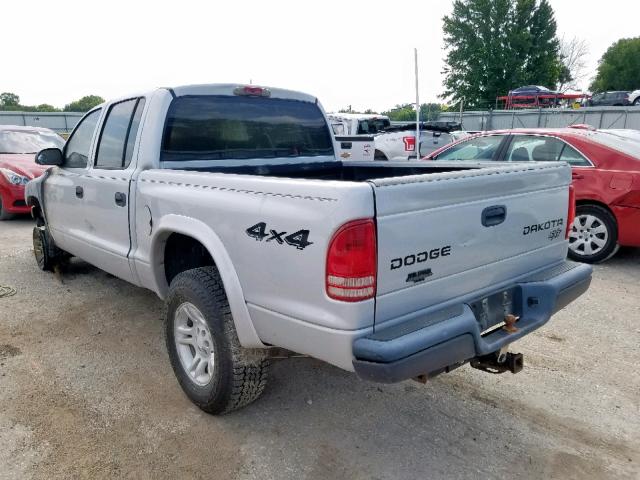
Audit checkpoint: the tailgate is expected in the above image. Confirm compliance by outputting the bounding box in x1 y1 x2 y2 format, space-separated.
335 135 375 161
371 163 572 326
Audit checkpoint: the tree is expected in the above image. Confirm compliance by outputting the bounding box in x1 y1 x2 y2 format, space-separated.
0 92 20 108
590 37 640 92
34 104 60 112
382 103 448 122
63 95 105 112
557 36 589 92
442 0 564 108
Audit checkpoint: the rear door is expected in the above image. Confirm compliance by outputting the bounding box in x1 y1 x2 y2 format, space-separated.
371 163 571 326
77 97 145 282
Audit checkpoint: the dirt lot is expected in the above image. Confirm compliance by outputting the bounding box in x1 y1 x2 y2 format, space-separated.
0 218 638 480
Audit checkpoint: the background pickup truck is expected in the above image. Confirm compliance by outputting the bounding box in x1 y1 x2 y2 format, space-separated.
374 121 472 161
27 84 592 414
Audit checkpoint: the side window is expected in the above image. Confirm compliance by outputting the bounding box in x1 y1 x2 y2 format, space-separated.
63 109 101 168
357 121 370 135
559 143 591 166
95 98 145 169
505 135 564 162
124 99 145 167
434 135 503 161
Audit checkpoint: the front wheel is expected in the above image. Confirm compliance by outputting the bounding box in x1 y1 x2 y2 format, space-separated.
32 226 57 271
634 98 640 106
568 205 619 263
165 266 269 414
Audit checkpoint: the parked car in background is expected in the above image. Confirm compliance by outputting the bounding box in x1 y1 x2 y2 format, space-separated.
374 121 468 160
508 85 560 107
0 125 64 219
326 113 391 136
628 89 640 106
510 85 559 96
424 127 640 264
326 113 389 161
588 91 631 107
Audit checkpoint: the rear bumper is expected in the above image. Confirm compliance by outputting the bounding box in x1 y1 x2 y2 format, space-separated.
352 261 592 383
0 184 29 214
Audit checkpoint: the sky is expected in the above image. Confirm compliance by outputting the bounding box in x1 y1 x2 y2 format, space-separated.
1 0 638 113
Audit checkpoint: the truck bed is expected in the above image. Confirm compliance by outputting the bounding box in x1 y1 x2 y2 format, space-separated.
165 160 473 181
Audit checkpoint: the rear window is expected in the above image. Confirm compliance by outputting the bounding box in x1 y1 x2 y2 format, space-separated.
357 118 390 134
161 95 334 162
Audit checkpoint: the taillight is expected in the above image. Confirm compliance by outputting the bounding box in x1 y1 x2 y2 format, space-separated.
326 219 377 302
566 184 576 239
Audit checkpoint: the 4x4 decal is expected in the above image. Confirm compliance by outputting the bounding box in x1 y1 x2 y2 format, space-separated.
246 222 313 250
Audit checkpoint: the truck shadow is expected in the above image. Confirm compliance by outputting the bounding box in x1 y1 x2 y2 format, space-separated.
214 357 628 480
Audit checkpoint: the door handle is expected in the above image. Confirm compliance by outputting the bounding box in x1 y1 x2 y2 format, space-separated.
114 192 127 207
572 173 584 180
75 186 83 198
481 205 507 227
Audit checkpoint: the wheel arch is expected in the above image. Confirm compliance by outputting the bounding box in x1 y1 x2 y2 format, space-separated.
374 149 388 161
575 199 619 231
26 195 44 223
150 214 265 348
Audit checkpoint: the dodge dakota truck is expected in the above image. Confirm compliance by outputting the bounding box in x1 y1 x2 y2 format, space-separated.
27 84 592 414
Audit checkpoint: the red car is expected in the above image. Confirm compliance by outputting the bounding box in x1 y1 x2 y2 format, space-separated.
0 126 65 220
424 127 640 263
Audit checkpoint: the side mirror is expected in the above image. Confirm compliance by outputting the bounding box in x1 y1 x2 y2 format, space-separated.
35 148 63 166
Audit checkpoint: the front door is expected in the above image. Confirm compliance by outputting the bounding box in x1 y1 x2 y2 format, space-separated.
44 108 102 253
78 97 146 283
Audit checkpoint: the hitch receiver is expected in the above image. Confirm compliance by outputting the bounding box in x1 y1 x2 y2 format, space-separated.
470 351 524 374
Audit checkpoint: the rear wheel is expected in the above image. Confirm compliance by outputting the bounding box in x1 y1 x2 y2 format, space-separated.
568 204 619 263
165 266 269 414
634 98 640 106
0 196 15 220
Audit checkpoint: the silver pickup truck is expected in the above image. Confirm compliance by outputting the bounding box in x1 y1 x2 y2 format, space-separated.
27 84 592 414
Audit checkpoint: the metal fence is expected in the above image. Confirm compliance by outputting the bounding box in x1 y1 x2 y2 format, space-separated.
0 111 83 133
4 106 640 135
438 106 640 131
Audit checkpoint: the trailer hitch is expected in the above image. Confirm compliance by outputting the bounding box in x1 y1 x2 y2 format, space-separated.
470 349 523 374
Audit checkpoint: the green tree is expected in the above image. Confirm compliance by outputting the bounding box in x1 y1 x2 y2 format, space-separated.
590 37 640 92
63 95 105 112
34 104 60 112
442 0 563 108
0 92 20 108
382 103 448 122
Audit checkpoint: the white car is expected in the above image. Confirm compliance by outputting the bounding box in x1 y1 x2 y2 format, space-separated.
628 90 640 106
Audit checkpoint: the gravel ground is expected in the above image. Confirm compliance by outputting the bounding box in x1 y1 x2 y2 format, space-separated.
0 218 638 479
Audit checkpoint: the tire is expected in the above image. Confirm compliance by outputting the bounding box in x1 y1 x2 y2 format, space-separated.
568 204 619 264
634 98 640 106
32 226 57 271
165 266 269 414
0 195 15 220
